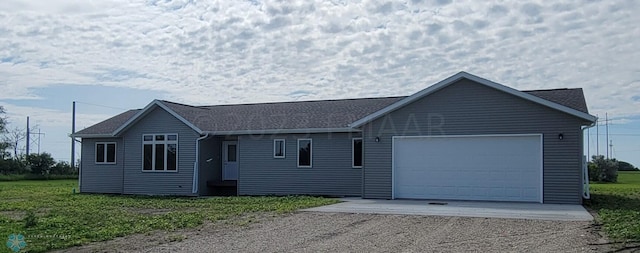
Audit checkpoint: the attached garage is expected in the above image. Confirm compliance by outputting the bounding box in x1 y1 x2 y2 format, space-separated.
392 135 543 203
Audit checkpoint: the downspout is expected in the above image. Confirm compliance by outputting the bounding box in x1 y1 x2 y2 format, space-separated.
121 138 125 194
74 138 82 192
582 122 597 199
192 133 210 194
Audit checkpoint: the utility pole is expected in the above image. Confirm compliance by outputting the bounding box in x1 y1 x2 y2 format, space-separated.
31 129 45 154
606 113 609 159
609 140 613 158
71 101 76 169
596 115 599 156
587 127 590 159
26 116 30 156
38 129 41 154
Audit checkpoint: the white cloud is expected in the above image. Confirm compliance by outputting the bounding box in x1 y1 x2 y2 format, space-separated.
0 0 638 115
0 102 113 130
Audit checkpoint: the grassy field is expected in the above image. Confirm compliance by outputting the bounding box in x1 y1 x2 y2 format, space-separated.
587 171 640 242
0 180 339 252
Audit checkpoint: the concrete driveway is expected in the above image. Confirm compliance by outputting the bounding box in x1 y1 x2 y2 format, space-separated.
303 198 593 221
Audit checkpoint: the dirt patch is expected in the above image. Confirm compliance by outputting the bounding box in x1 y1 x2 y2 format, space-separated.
51 212 281 253
0 210 25 220
55 211 611 253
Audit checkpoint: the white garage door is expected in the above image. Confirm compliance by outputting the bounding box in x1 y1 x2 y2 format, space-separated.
393 135 542 203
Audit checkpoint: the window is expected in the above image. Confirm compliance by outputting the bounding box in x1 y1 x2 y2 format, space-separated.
143 134 178 172
95 142 116 164
352 138 363 168
297 139 312 168
273 139 285 158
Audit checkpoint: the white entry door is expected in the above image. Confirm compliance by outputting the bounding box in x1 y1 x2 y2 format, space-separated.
393 134 543 203
222 141 238 180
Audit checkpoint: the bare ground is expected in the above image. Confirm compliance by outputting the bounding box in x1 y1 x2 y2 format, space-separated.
55 212 609 253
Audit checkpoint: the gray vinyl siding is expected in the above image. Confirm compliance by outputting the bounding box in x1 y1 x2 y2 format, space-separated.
238 133 362 196
79 138 124 194
121 107 200 196
363 79 588 204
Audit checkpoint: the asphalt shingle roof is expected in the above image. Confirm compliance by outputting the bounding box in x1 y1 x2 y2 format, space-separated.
75 109 140 135
162 97 405 132
74 88 589 136
523 88 588 114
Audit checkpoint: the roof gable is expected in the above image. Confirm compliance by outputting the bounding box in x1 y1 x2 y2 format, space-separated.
349 72 596 128
111 100 203 136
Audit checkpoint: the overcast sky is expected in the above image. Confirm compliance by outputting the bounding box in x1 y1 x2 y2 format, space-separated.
0 0 638 166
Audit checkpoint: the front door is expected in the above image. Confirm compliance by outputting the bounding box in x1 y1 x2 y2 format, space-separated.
222 141 238 180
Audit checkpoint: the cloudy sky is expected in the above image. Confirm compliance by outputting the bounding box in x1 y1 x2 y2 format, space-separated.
0 0 638 166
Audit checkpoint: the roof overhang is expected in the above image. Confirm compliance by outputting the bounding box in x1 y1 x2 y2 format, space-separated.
112 100 204 136
205 127 360 136
349 71 597 128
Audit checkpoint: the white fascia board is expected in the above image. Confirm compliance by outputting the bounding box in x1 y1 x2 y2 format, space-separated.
350 71 597 127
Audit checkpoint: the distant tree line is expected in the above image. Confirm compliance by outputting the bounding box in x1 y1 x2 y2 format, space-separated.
588 155 638 183
0 106 77 179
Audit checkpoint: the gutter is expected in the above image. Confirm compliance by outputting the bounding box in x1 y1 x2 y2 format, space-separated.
581 121 597 199
192 134 210 194
203 127 360 136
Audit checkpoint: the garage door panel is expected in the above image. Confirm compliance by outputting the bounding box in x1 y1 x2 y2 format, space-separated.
393 135 542 202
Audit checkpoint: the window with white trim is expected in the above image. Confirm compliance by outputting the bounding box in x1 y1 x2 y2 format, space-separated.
96 142 116 164
352 138 363 168
274 139 285 158
143 134 178 171
297 139 312 168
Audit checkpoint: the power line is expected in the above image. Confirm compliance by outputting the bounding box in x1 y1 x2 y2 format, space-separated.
591 133 640 136
74 101 127 111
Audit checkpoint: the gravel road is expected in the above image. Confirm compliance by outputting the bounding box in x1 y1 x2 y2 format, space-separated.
119 212 602 253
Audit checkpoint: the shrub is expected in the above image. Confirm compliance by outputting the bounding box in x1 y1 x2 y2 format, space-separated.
50 161 77 175
0 157 29 175
26 153 56 175
588 155 618 182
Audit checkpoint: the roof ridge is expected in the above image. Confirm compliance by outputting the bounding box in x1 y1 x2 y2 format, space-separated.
160 100 210 110
199 96 408 108
522 88 581 92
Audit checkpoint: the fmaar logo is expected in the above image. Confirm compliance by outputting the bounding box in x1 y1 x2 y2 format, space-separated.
5 234 26 253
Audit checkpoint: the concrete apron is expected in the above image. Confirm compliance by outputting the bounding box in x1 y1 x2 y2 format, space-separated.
302 198 593 221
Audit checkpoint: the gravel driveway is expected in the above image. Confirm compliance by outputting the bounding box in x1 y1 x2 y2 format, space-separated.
117 212 602 253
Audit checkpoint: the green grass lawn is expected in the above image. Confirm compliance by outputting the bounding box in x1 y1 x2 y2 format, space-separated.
587 171 640 242
0 180 339 252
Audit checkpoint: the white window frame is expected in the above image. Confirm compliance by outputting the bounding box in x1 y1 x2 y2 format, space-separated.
352 138 363 168
95 142 117 165
142 134 179 172
297 138 312 168
273 139 286 158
